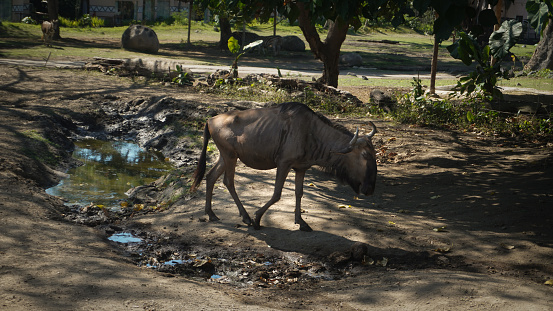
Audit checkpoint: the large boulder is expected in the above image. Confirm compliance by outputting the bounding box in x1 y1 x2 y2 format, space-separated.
121 25 159 54
339 52 363 67
280 35 305 52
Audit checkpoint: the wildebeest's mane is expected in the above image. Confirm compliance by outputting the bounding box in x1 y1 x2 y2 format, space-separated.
280 102 358 190
279 102 353 138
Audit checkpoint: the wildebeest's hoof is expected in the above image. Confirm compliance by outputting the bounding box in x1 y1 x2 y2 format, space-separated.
241 214 253 226
252 221 261 230
208 213 220 222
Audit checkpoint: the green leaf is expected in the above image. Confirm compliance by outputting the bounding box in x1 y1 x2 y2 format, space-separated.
526 0 551 35
434 15 455 41
447 40 460 58
228 36 240 54
449 32 480 66
392 14 405 28
413 0 432 15
482 44 491 62
489 20 523 60
467 110 475 122
478 9 499 28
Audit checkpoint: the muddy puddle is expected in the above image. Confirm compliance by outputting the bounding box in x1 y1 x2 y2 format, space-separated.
103 227 390 289
51 138 366 289
47 139 173 211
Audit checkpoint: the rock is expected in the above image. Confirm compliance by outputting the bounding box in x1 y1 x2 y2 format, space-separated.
121 25 160 54
350 242 369 261
340 53 363 66
280 35 305 52
328 251 351 265
370 89 396 112
123 58 191 79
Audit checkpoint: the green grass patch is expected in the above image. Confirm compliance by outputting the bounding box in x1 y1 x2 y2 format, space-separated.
497 76 553 90
338 75 458 88
17 130 60 166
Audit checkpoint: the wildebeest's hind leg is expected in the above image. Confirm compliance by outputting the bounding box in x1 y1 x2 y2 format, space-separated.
293 169 312 232
221 156 253 225
204 157 225 221
253 166 291 230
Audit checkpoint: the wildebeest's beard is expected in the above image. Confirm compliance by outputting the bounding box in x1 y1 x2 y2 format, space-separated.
360 159 377 195
321 152 376 196
321 157 361 195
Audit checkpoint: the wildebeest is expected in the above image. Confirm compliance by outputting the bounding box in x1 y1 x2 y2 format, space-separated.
191 102 377 231
41 20 58 47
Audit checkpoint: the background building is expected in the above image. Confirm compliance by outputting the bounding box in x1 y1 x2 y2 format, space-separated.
6 0 192 25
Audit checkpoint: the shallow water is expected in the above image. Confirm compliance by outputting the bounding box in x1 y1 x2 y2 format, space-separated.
46 139 172 210
107 232 143 243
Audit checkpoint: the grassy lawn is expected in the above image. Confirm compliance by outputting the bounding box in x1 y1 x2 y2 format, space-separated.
1 21 549 92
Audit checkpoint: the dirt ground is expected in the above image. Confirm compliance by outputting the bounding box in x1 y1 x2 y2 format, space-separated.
1 64 552 310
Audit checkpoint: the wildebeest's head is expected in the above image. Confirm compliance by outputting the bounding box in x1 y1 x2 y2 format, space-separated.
332 122 377 196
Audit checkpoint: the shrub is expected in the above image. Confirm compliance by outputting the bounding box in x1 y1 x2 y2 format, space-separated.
59 14 104 28
171 11 189 26
383 82 553 141
21 16 36 24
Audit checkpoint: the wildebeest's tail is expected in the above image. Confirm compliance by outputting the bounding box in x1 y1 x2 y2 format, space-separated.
191 123 210 192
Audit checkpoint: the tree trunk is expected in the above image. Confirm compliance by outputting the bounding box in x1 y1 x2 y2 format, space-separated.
494 0 503 31
295 3 349 87
47 0 61 39
429 11 439 95
273 7 277 37
187 0 193 45
218 16 232 50
429 33 439 95
524 17 553 72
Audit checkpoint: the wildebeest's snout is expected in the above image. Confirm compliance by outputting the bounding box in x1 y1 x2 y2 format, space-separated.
360 181 375 196
360 166 376 195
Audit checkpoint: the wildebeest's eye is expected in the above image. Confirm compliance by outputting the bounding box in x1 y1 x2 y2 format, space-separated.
361 150 375 160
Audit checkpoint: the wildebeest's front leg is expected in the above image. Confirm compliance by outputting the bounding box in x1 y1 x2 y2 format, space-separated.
253 166 291 230
293 169 312 232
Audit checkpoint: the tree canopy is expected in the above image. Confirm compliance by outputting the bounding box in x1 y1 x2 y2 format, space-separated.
201 1 476 86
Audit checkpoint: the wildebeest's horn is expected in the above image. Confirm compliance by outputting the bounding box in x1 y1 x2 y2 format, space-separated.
349 128 359 146
367 122 377 138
